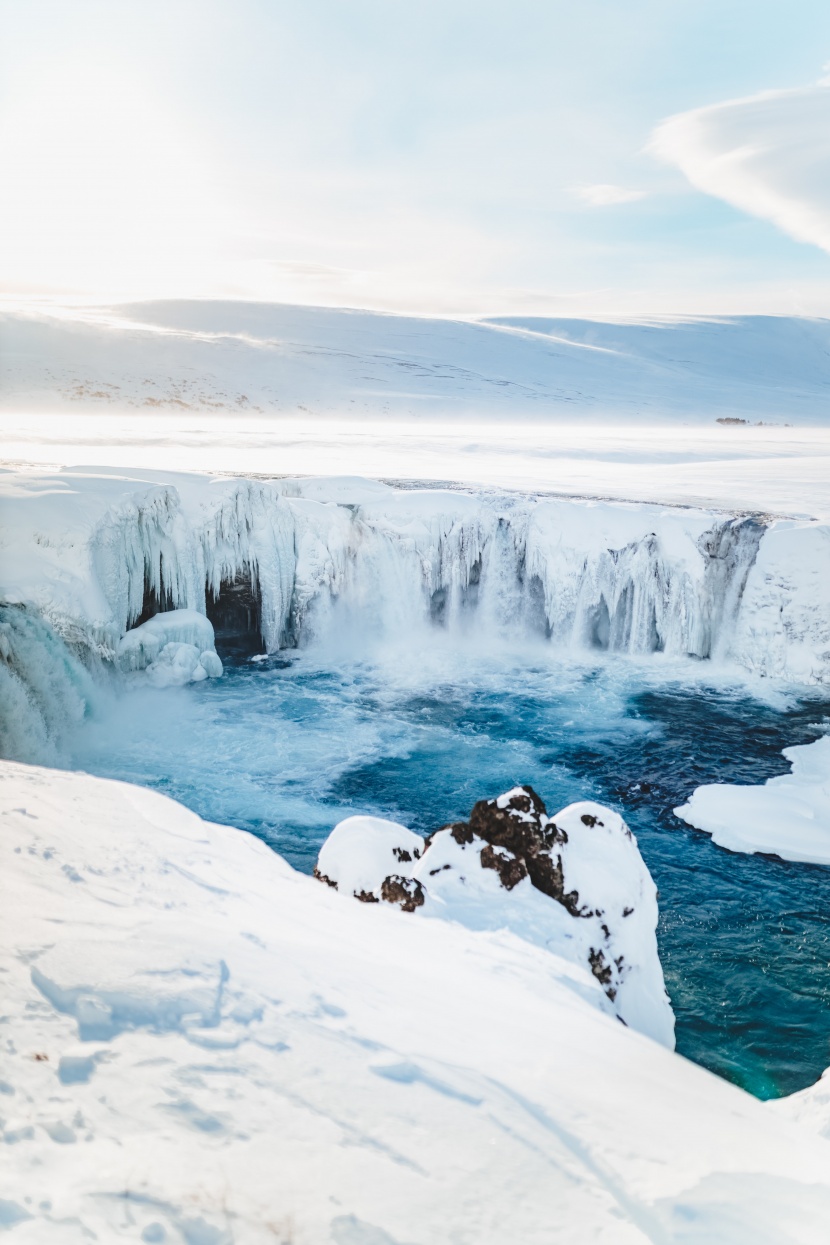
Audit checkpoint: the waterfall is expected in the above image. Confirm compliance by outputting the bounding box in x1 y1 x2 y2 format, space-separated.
4 469 829 699
0 605 97 765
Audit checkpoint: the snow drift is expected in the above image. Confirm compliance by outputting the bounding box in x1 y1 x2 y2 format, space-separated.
4 760 830 1243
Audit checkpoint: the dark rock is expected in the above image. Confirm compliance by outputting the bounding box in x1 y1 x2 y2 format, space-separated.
313 868 337 890
380 874 426 913
354 889 380 904
392 845 421 863
480 843 528 890
580 813 603 828
462 785 576 909
588 948 616 1000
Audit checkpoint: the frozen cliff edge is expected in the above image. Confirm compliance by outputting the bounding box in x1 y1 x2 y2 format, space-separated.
2 465 830 755
3 761 830 1243
676 734 830 865
316 785 675 1048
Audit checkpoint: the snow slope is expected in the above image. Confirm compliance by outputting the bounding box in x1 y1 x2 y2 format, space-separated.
5 301 830 425
4 760 830 1243
675 735 830 865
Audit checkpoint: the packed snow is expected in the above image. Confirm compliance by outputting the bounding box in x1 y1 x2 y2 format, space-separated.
316 786 675 1047
675 735 830 865
5 760 830 1243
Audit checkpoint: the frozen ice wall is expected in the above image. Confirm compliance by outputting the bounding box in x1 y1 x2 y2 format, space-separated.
2 466 829 757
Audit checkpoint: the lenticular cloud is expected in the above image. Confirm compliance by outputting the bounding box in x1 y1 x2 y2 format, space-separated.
650 83 830 255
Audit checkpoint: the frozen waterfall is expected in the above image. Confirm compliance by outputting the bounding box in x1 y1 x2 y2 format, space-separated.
2 466 829 764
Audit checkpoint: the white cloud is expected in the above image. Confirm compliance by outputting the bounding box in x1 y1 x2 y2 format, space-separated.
571 184 647 207
650 84 830 254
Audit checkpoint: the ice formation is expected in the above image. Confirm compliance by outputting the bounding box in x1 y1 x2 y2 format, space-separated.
4 759 830 1243
1 464 829 761
675 734 830 865
316 785 674 1048
117 609 223 685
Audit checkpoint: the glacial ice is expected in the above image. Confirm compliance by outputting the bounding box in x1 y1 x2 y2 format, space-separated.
4 760 830 1242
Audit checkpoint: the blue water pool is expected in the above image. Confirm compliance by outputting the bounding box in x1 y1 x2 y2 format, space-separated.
73 642 830 1098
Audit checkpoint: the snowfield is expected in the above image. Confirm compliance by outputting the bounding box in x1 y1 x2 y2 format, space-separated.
676 734 830 865
4 301 830 520
4 760 830 1243
5 301 830 426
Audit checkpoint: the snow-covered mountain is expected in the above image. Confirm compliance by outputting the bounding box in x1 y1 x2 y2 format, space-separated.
5 300 830 424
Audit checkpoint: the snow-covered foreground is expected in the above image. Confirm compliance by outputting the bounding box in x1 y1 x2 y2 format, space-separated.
4 761 830 1244
676 735 830 865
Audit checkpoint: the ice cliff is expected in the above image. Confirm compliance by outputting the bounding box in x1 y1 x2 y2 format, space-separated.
1 464 829 760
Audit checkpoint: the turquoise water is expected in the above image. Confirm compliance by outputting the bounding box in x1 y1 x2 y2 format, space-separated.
74 644 830 1098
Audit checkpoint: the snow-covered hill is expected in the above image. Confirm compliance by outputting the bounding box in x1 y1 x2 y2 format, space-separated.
4 300 830 424
4 760 830 1243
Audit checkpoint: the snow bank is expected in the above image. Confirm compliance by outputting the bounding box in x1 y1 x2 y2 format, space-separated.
317 785 674 1047
117 609 223 686
675 735 830 864
4 761 830 1242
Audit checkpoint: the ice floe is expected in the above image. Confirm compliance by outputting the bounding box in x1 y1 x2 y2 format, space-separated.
676 734 830 865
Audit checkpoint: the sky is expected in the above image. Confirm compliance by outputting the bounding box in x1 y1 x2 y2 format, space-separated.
4 0 830 317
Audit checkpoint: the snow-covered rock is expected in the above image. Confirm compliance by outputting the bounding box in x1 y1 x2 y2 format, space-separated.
117 609 223 686
675 734 830 864
317 785 675 1048
314 813 425 900
4 760 830 1243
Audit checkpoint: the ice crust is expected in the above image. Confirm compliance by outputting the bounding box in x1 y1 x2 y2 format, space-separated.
4 760 830 1242
2 465 827 689
316 792 675 1048
675 734 830 864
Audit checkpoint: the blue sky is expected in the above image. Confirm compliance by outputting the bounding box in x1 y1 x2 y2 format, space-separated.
4 0 830 314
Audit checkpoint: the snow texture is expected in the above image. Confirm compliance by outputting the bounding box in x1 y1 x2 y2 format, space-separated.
3 761 830 1243
317 787 674 1048
675 734 830 865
